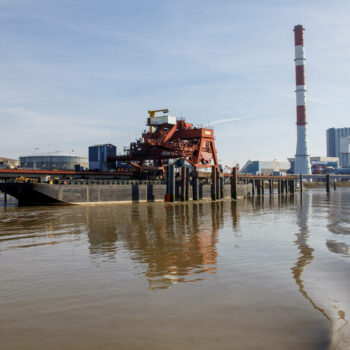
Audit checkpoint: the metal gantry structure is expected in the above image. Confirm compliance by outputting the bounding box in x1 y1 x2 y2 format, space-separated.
109 109 219 175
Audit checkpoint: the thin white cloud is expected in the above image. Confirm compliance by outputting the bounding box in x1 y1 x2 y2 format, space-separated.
208 113 261 126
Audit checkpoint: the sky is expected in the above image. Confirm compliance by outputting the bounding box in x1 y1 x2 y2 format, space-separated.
1 0 350 167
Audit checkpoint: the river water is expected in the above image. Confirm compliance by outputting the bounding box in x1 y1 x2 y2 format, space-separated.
1 189 350 350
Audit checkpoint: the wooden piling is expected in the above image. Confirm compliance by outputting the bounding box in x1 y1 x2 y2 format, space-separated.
299 174 303 193
181 166 186 201
261 180 265 195
269 180 273 195
169 165 175 202
231 166 238 200
166 166 170 196
334 180 337 191
192 174 199 201
185 167 190 200
220 175 224 199
277 180 281 194
326 174 330 193
216 169 220 199
211 166 217 200
290 180 295 193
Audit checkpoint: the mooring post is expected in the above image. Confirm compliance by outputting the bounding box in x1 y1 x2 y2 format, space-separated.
269 180 273 195
334 179 337 191
166 166 170 196
4 191 7 205
231 166 238 199
169 165 175 202
193 173 199 201
290 179 295 193
181 166 187 202
326 174 330 193
251 179 255 196
299 174 303 193
216 169 220 199
220 174 224 199
185 167 190 200
211 166 217 200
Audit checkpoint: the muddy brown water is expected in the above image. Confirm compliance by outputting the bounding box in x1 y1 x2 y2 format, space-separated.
1 189 350 349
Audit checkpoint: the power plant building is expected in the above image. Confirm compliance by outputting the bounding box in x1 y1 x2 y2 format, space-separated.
288 156 339 174
327 127 350 168
19 154 88 170
89 144 116 171
0 157 19 169
239 160 290 175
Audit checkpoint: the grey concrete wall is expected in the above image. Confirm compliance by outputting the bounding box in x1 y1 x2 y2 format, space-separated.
55 184 166 203
1 181 252 205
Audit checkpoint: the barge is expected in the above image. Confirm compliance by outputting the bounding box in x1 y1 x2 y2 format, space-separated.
0 179 252 206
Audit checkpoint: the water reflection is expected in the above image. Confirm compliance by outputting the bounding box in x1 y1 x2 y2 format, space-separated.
326 241 350 256
291 197 331 322
292 193 350 349
325 191 350 259
86 202 224 289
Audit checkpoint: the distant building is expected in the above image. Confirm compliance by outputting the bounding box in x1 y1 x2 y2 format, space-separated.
288 156 339 174
239 160 290 175
19 154 88 170
0 157 19 169
89 144 116 171
327 127 350 168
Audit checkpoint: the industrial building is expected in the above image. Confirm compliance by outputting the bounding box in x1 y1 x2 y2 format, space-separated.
19 154 88 170
327 127 350 168
239 160 290 175
89 144 116 171
0 157 19 169
288 156 339 174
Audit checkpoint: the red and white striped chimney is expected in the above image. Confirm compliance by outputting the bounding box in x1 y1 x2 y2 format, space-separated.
294 24 311 174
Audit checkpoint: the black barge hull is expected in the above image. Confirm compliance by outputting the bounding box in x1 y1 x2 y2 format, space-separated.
0 182 252 206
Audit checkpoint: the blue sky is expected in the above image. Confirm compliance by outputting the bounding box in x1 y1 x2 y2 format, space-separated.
1 0 350 166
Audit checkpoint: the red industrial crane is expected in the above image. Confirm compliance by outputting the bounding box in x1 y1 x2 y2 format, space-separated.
109 110 219 175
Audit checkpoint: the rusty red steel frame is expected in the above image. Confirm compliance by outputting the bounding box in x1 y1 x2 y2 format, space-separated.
109 118 219 174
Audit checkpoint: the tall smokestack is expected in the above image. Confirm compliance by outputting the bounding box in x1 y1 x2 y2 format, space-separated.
294 24 311 174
